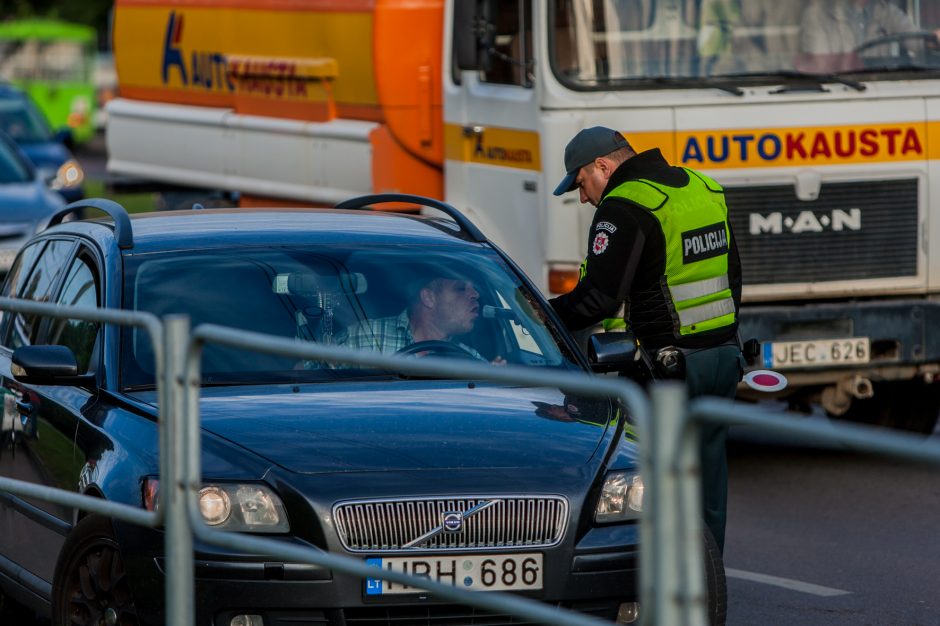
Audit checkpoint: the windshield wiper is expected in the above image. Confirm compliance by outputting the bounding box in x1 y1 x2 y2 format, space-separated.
650 76 744 96
719 70 865 93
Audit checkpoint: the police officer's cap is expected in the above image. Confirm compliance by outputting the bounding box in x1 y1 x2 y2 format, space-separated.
553 127 633 196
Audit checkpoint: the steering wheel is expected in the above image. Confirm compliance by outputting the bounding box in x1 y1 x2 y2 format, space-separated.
396 340 479 359
853 30 939 67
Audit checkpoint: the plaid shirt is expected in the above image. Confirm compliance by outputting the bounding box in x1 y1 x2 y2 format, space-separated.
339 310 483 360
341 310 415 353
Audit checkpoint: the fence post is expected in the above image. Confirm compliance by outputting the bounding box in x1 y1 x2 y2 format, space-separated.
642 382 706 626
163 315 195 626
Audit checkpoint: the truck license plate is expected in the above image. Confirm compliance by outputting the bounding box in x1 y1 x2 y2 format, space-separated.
364 553 543 595
764 338 870 370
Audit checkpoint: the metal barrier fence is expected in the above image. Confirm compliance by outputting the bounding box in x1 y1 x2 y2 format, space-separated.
2 297 940 626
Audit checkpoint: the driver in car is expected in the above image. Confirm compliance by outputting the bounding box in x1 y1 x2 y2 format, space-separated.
338 273 506 363
796 0 940 73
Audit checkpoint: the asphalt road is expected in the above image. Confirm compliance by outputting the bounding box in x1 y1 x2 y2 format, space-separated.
724 414 940 626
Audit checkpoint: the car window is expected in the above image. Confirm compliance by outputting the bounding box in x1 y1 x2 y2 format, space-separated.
45 252 100 373
0 240 45 344
2 239 74 350
0 97 52 143
0 134 32 183
121 245 581 388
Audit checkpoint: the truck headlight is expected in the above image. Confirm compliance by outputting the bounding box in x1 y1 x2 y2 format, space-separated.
595 471 643 523
50 159 84 190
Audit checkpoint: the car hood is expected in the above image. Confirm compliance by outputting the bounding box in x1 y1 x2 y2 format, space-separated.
0 181 63 218
130 382 614 474
19 141 71 170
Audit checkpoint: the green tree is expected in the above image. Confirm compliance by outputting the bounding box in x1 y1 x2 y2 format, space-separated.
0 0 113 48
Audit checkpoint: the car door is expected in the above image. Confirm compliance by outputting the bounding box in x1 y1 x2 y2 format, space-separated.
0 238 102 591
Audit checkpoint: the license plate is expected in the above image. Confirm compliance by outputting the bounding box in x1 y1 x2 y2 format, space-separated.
763 338 870 370
364 553 543 595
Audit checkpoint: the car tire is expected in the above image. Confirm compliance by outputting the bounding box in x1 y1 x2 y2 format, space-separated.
704 526 727 626
52 514 139 626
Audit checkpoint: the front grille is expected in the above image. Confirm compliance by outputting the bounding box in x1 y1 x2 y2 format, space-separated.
345 604 539 625
343 600 619 625
726 178 918 285
333 496 568 552
256 600 618 626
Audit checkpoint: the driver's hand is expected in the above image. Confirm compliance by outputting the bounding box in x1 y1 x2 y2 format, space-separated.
491 355 507 366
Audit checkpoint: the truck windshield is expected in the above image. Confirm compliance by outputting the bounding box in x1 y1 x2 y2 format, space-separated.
551 0 940 89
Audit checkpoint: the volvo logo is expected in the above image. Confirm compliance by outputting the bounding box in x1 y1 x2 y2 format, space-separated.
749 208 861 235
402 500 501 549
442 512 463 533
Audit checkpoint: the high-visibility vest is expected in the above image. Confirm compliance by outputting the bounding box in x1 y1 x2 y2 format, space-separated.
600 169 736 337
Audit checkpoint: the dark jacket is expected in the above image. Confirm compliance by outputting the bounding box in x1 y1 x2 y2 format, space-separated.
549 149 743 350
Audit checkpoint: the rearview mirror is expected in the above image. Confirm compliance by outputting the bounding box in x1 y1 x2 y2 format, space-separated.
273 272 367 297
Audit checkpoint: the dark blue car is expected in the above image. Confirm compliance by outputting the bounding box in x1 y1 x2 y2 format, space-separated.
0 130 65 275
0 84 84 203
0 197 725 626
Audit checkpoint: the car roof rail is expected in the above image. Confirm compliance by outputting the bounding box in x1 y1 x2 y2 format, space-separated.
334 193 487 243
47 198 133 249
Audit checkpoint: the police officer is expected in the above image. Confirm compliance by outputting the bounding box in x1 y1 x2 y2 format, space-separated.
550 126 744 554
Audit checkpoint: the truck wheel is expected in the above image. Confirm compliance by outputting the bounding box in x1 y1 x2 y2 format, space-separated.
52 514 139 626
842 380 940 435
704 526 727 626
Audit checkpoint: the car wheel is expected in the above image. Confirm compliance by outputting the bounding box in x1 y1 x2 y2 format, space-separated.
703 526 727 626
52 514 139 626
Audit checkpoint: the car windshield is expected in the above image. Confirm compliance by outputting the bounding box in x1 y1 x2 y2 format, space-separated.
0 97 52 143
551 0 940 88
0 137 32 183
121 245 582 388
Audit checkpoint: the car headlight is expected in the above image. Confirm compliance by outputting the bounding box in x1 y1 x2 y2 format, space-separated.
594 471 643 524
143 478 290 533
50 159 84 190
198 484 290 532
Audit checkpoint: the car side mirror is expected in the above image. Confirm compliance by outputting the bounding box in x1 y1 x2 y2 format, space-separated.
11 345 92 386
53 128 75 150
587 331 640 374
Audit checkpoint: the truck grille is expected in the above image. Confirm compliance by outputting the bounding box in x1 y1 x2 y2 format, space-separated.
333 496 568 553
725 178 918 285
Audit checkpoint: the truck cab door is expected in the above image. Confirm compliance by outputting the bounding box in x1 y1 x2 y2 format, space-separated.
444 0 545 288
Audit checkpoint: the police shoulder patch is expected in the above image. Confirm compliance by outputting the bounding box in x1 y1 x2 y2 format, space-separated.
595 220 617 234
592 231 610 255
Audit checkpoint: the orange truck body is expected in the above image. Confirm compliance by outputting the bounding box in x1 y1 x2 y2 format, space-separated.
113 0 445 206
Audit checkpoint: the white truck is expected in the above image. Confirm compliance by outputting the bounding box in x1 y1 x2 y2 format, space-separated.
107 0 940 433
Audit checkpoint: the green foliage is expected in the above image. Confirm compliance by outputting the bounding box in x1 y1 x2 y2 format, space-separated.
84 179 158 215
0 0 113 48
